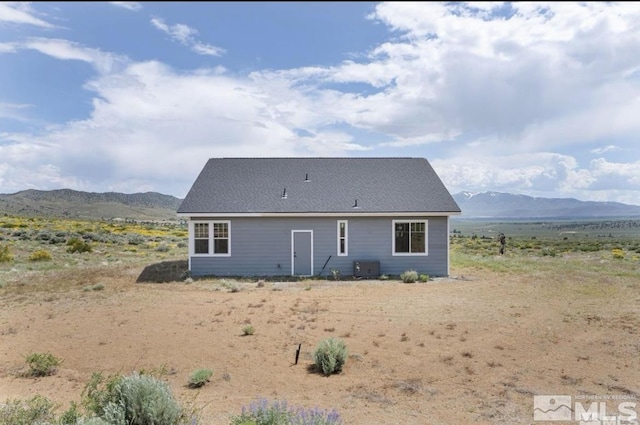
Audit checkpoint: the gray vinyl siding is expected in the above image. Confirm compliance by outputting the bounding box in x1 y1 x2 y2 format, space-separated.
189 216 450 277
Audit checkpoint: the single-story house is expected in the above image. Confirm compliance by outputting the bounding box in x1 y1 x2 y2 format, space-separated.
177 157 461 278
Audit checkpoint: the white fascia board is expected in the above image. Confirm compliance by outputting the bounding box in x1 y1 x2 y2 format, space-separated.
177 211 460 218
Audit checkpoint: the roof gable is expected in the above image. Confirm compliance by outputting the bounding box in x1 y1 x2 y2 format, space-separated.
177 157 461 215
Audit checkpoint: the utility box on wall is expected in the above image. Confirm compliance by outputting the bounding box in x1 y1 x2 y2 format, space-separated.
353 260 380 278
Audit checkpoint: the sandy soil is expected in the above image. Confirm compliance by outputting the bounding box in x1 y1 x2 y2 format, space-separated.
0 260 638 425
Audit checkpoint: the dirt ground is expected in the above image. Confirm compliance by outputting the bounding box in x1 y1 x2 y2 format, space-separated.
0 259 639 425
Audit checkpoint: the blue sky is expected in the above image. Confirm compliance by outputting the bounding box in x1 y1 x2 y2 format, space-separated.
1 2 640 204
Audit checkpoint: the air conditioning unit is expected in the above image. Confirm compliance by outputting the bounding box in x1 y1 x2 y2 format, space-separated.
353 260 380 278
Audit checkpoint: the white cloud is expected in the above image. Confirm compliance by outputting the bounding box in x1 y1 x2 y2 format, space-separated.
6 38 128 74
350 2 640 150
151 17 225 57
0 61 369 196
0 42 17 53
191 42 226 57
296 131 372 155
241 2 640 156
0 102 32 122
431 152 598 197
378 131 459 148
591 158 640 186
151 18 197 44
109 2 142 11
590 145 618 155
0 2 54 28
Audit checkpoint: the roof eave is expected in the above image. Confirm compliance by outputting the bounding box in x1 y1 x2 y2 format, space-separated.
177 211 461 218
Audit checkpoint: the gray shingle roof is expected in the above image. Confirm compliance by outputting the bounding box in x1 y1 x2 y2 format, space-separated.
177 157 461 214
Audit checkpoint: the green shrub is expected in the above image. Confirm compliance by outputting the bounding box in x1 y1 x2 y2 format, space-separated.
80 369 198 423
99 373 187 425
76 418 111 425
29 249 52 262
379 274 389 280
156 244 170 252
58 401 81 425
36 231 52 241
67 238 92 253
541 248 557 257
128 235 145 246
232 399 290 425
231 398 342 425
313 338 347 376
0 244 13 263
0 395 57 425
419 274 429 282
400 270 418 283
330 268 341 280
24 352 62 377
242 325 255 336
187 369 213 389
81 372 123 418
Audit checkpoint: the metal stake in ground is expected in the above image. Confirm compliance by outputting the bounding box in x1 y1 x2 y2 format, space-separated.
295 344 301 365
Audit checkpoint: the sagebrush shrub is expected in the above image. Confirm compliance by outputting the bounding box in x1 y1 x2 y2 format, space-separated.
128 235 145 246
24 352 62 377
76 418 111 425
187 369 213 388
67 238 92 253
419 274 429 282
99 373 187 425
242 325 255 336
36 232 51 241
0 395 57 425
83 283 105 292
400 269 418 283
0 244 13 262
29 249 52 262
313 338 347 376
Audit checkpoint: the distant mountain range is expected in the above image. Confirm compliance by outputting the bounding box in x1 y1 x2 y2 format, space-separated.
453 191 640 219
1 188 639 220
0 189 183 220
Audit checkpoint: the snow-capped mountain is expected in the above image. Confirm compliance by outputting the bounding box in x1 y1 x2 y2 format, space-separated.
452 191 640 218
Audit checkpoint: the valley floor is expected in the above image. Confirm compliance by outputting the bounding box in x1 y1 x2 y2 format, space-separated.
1 254 638 424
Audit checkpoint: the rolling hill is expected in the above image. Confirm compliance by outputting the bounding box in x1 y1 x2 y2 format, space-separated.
453 191 640 219
0 189 183 221
2 188 639 221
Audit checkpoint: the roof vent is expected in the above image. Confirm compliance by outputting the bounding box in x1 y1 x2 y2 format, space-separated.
304 173 310 182
281 188 287 199
352 199 360 209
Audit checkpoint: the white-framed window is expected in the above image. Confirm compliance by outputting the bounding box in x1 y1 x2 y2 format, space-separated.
191 220 230 256
194 222 209 254
213 222 229 254
392 220 428 256
337 220 348 256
